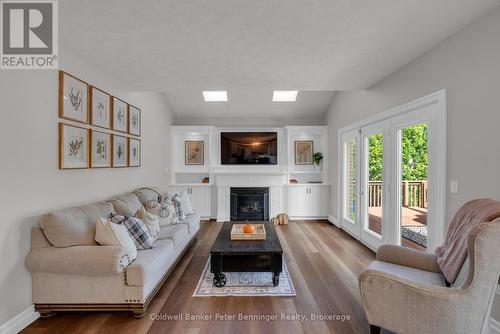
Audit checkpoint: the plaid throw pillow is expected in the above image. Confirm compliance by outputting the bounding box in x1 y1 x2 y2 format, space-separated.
111 215 153 250
172 194 186 220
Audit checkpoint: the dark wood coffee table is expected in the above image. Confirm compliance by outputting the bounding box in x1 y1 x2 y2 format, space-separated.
210 221 283 287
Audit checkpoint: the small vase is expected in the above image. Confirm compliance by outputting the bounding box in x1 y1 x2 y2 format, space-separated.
314 164 321 171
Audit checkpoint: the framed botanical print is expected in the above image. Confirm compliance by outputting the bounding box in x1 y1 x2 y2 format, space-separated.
112 97 128 133
185 141 204 165
90 130 111 168
295 140 313 165
129 105 141 136
112 135 128 167
59 71 88 124
129 138 141 167
59 123 89 169
89 86 111 129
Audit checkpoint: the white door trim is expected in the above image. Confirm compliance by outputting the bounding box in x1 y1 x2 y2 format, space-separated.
338 90 447 252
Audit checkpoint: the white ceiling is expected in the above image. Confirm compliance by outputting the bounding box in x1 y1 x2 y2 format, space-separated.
60 0 499 119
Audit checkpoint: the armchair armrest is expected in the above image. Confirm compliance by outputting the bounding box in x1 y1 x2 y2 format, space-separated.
377 244 441 273
27 245 129 276
359 268 469 334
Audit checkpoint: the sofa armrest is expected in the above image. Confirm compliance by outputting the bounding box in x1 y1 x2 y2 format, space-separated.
27 245 129 276
376 244 441 273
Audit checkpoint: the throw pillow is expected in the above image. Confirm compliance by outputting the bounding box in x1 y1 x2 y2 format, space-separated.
95 217 137 262
111 215 154 250
135 206 160 242
172 194 186 220
146 199 178 226
176 190 195 215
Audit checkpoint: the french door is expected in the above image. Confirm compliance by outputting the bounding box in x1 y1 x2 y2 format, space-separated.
339 91 447 252
360 121 390 250
340 121 389 249
340 129 360 238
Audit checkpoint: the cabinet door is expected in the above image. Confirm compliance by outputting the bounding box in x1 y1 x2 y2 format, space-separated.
308 186 329 217
290 187 308 217
190 187 211 218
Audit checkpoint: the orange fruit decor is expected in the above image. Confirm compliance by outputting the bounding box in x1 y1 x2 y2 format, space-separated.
243 223 255 234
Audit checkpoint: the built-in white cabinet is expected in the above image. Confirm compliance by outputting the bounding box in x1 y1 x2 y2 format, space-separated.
169 184 211 219
169 125 330 221
289 185 329 218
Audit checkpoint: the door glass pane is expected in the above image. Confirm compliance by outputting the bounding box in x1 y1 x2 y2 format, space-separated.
400 123 428 251
344 139 357 222
367 133 383 235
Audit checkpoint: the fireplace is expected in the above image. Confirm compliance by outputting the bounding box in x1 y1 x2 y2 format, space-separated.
230 187 269 221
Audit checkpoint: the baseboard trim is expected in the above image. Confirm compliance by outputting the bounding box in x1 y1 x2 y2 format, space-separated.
0 305 39 334
328 215 340 227
491 317 500 334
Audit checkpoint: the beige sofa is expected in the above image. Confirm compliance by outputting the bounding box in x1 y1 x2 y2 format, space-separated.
26 187 200 317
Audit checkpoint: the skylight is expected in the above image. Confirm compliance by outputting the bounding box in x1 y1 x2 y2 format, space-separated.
203 91 228 102
272 90 298 102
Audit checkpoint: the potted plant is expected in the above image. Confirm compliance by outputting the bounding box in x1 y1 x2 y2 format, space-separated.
313 152 323 170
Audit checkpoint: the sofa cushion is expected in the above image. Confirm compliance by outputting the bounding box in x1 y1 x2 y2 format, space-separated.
108 192 142 217
367 260 446 287
180 213 200 234
172 194 186 220
133 187 170 207
95 217 137 261
146 200 178 227
157 224 189 247
135 206 160 242
175 191 195 215
126 238 175 286
111 215 153 250
40 201 115 247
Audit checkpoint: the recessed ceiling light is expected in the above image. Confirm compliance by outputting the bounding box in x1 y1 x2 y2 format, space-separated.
203 91 228 102
272 90 298 102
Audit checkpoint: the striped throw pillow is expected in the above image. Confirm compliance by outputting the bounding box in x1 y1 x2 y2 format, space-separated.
172 194 186 220
111 215 153 250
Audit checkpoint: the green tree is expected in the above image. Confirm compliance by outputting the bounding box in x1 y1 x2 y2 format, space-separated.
368 124 428 181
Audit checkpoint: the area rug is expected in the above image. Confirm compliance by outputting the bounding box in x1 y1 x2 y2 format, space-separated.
402 225 428 247
193 257 296 297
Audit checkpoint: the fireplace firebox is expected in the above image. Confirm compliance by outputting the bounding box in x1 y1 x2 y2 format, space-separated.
230 187 269 221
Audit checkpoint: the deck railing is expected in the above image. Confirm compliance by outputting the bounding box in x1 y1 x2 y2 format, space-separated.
368 181 428 208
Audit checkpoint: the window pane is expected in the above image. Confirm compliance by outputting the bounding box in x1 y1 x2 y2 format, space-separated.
367 133 383 235
345 139 357 221
400 123 428 251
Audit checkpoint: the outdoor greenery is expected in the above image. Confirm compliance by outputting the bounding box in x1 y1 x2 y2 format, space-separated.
369 124 428 181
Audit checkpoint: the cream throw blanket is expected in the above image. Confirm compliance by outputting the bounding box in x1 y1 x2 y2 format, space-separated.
436 198 500 284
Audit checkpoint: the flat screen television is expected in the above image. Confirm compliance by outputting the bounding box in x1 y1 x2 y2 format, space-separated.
221 132 278 165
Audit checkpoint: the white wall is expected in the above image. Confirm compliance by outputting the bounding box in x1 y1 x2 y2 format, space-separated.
325 7 500 223
174 116 325 127
0 46 174 327
324 7 500 321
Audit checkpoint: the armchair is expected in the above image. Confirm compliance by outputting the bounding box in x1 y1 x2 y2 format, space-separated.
359 223 500 334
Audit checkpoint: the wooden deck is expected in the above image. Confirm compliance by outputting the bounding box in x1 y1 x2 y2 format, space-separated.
368 207 427 251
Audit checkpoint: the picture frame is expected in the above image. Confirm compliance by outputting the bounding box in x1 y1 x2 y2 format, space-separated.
128 105 141 136
112 97 128 133
89 86 111 129
90 130 112 168
294 140 314 165
112 134 128 168
185 141 204 165
59 71 88 124
129 138 141 167
59 123 89 169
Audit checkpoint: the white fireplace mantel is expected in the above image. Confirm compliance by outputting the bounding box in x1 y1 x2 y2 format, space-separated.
215 173 286 222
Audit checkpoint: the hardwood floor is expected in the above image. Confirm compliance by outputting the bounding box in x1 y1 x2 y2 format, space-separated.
23 220 376 334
